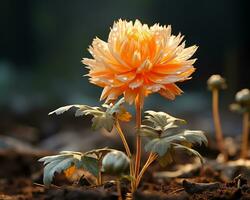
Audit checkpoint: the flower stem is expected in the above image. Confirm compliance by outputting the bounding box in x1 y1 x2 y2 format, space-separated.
97 156 102 185
97 171 102 185
114 120 135 191
136 152 157 188
240 112 249 159
114 120 132 158
212 89 227 161
134 96 142 181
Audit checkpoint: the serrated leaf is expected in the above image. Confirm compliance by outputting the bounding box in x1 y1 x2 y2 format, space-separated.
144 111 185 130
91 113 114 132
183 130 208 146
38 154 72 165
75 107 102 117
48 98 129 132
39 151 84 186
43 157 74 186
142 110 207 167
173 143 204 164
84 148 115 158
39 150 108 186
161 134 187 144
145 138 171 156
158 151 174 167
81 156 99 177
49 105 83 115
139 125 159 139
163 123 179 132
49 104 103 118
59 150 83 155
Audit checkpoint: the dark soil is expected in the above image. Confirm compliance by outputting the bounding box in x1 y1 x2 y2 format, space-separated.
0 150 250 200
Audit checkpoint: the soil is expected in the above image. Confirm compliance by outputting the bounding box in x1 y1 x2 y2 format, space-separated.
1 150 250 200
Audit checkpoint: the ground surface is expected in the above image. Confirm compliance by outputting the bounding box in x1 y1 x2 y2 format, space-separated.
0 150 250 200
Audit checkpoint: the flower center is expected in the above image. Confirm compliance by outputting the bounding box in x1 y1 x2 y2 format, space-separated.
136 59 153 73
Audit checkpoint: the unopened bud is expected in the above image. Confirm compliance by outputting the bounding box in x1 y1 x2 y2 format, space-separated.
207 74 227 90
102 150 130 175
235 89 250 106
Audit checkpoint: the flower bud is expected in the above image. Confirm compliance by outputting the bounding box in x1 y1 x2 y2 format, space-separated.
235 89 250 106
207 75 227 90
102 150 130 175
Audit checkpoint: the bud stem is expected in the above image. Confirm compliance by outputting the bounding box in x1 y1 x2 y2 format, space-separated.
97 155 102 185
117 179 123 200
114 120 132 158
241 112 249 159
212 89 227 161
114 120 135 191
136 152 158 188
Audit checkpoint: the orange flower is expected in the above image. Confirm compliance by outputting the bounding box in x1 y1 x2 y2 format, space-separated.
82 19 197 105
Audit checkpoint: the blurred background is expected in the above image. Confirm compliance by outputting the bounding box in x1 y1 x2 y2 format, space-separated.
0 0 249 152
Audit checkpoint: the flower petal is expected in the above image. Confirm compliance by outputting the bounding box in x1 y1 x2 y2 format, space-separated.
159 84 183 100
124 88 138 104
115 72 136 83
129 78 144 89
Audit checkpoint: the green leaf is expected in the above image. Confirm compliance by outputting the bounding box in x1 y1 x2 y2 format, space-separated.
48 105 84 115
145 138 171 156
144 110 185 130
91 113 114 132
49 104 103 118
161 125 180 137
59 150 83 155
48 98 128 132
173 143 204 164
158 151 174 167
84 148 115 158
39 155 76 186
75 107 102 117
39 150 107 186
81 156 99 177
139 125 159 139
163 123 179 132
142 110 207 167
183 130 208 146
39 154 70 165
